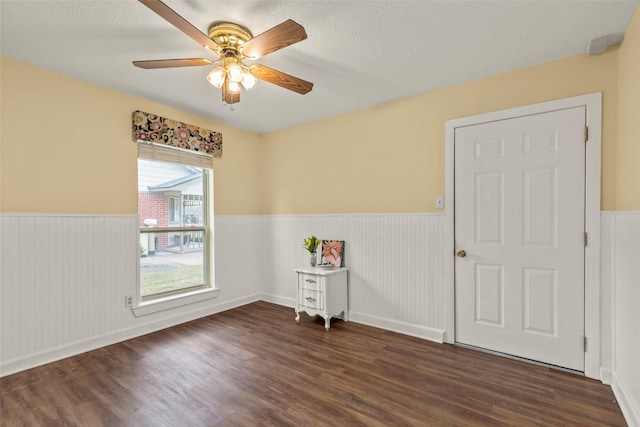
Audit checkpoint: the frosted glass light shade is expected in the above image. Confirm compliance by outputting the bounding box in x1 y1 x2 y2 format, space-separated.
227 80 241 93
206 66 225 88
241 70 257 90
227 63 244 83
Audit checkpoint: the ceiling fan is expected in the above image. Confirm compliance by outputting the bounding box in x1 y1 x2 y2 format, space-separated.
133 0 313 105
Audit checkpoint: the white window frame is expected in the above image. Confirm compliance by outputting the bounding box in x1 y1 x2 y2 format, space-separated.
133 143 219 316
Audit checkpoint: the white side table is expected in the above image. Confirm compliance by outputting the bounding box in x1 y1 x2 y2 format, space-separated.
294 267 348 330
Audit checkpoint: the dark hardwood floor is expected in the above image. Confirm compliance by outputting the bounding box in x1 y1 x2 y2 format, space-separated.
1 301 625 426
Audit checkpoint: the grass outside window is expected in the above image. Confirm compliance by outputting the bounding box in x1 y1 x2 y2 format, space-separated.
140 265 202 296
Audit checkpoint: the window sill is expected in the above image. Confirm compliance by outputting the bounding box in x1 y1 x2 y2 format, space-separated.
132 288 221 317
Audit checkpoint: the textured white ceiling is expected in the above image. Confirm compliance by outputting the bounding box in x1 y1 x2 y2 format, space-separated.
1 0 638 134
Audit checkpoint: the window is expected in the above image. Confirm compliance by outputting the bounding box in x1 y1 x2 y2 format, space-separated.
138 157 211 301
168 196 180 224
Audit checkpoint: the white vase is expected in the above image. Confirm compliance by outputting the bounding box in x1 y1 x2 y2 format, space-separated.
310 253 317 267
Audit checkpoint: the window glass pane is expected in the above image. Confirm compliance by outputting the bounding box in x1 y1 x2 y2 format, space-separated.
138 158 204 227
140 232 204 296
138 158 207 297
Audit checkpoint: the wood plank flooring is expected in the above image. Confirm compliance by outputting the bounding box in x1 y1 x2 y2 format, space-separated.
1 301 626 426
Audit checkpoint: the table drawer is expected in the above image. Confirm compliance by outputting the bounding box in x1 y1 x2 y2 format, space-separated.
299 273 322 291
300 289 323 310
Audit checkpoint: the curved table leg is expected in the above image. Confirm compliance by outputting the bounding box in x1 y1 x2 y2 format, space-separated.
295 308 300 323
323 315 330 331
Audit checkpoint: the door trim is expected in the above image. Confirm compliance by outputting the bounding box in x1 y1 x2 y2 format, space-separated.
443 93 602 380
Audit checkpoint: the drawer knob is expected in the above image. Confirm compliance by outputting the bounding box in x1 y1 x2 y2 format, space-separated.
305 279 317 284
305 296 316 303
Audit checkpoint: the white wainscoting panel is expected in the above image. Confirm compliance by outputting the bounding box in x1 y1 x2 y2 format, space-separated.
259 213 446 342
7 208 635 423
0 214 262 376
604 211 640 427
0 214 137 364
214 215 262 302
599 213 614 384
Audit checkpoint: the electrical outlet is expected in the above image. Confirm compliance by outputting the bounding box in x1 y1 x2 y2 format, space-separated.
125 295 133 307
435 196 444 209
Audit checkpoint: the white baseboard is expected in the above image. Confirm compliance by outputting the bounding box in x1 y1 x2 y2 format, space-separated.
260 294 445 343
600 367 613 385
260 293 296 308
0 294 260 377
349 311 445 343
612 371 640 427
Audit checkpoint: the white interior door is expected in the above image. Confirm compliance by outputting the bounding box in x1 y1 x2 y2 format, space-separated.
454 107 586 371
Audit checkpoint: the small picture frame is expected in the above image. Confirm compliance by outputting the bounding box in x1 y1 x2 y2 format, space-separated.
321 240 345 267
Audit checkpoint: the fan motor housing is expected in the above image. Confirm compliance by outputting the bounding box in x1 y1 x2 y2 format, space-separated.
208 23 253 52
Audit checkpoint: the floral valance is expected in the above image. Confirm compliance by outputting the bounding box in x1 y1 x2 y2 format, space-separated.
132 110 222 158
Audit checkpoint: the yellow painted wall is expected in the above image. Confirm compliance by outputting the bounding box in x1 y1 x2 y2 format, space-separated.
616 8 640 210
1 48 626 216
0 57 262 215
261 51 619 214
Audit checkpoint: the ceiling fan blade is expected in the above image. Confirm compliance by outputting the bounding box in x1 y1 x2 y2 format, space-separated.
222 81 240 104
133 58 212 69
250 64 313 95
241 19 307 59
138 0 219 51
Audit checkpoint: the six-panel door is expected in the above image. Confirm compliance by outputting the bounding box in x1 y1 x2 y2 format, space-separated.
454 107 586 371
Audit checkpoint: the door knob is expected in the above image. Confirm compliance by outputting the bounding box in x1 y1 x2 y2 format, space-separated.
456 249 467 258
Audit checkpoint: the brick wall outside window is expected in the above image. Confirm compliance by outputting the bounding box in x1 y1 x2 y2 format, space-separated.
138 193 169 248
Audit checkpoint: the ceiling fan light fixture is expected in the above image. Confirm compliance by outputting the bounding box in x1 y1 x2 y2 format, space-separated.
207 66 226 88
132 1 313 105
241 69 257 90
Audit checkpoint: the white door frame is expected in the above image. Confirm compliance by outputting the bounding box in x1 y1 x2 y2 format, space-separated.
444 93 602 380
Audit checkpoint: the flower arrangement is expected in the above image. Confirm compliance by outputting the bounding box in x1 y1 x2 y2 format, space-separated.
303 235 321 253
